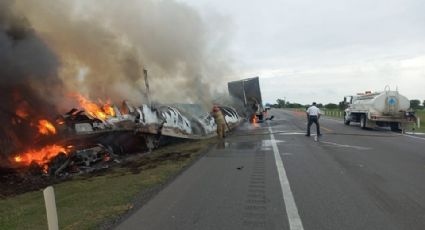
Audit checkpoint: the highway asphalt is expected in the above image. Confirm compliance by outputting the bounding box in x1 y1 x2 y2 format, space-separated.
114 108 425 230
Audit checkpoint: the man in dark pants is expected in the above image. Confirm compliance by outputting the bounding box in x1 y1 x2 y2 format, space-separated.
306 102 321 137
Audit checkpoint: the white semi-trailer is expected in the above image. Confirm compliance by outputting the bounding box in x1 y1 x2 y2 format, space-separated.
343 87 416 131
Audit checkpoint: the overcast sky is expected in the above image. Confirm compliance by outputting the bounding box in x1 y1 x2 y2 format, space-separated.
179 0 425 104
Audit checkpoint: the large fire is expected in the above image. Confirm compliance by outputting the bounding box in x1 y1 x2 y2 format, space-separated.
38 119 57 135
12 144 69 171
73 94 115 121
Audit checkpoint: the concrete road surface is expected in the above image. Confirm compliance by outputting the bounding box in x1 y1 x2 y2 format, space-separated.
115 108 425 230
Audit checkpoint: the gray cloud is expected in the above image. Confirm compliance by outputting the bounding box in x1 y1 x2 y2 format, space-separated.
182 0 425 104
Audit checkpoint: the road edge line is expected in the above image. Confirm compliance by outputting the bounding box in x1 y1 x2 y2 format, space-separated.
268 126 304 230
403 134 425 141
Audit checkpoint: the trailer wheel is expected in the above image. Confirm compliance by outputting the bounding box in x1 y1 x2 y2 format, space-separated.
360 114 367 129
344 113 350 125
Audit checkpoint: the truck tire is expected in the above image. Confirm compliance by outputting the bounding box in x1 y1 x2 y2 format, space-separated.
360 114 367 129
390 123 401 132
344 113 350 125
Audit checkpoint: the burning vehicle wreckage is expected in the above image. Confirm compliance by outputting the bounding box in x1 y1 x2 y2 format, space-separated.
0 97 242 184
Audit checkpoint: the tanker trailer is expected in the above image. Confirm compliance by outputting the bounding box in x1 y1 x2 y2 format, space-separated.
343 87 416 132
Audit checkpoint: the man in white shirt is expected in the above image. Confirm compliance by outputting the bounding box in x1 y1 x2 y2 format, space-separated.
306 102 321 137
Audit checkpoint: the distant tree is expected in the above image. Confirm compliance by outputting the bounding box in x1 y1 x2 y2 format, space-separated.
324 103 338 109
316 103 323 108
276 99 286 108
287 103 304 108
338 100 347 110
410 99 421 110
423 100 425 107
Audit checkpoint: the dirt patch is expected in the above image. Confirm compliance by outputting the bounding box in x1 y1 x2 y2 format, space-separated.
0 170 61 198
121 151 193 174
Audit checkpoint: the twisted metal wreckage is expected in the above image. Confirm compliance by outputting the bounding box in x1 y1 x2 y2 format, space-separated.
61 101 241 149
6 101 242 176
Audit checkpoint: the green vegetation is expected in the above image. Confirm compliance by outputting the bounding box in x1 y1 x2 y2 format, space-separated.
0 140 212 230
271 98 346 110
410 99 423 110
411 110 425 132
322 109 344 118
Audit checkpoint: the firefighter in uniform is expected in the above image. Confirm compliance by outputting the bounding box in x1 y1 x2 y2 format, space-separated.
306 102 321 137
212 105 226 139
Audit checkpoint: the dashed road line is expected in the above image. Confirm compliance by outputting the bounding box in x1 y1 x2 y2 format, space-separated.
320 141 372 150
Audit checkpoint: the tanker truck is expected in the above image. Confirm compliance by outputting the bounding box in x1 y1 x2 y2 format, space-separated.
343 87 416 131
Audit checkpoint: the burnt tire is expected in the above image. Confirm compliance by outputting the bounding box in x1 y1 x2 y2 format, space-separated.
360 114 367 129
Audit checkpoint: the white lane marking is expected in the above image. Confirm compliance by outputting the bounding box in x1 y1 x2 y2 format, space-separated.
405 132 425 135
261 140 285 151
277 132 306 135
268 126 304 230
320 141 372 150
403 134 425 141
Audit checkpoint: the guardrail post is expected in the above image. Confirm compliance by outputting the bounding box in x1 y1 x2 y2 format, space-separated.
44 186 59 230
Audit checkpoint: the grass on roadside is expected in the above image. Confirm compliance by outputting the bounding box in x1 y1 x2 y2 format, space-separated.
414 110 425 132
0 139 213 230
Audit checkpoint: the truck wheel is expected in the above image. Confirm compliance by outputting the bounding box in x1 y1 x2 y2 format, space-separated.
360 114 367 129
344 113 350 125
390 123 401 132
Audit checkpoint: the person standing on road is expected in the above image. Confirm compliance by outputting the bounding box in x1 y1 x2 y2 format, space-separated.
212 105 226 139
306 102 321 137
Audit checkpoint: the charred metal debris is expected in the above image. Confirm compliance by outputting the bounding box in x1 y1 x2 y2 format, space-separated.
3 102 241 179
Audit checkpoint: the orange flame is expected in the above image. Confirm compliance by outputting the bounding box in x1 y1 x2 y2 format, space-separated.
38 119 57 135
14 155 22 162
251 115 259 127
15 108 28 119
251 115 257 124
13 144 68 167
73 94 115 121
103 103 115 117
